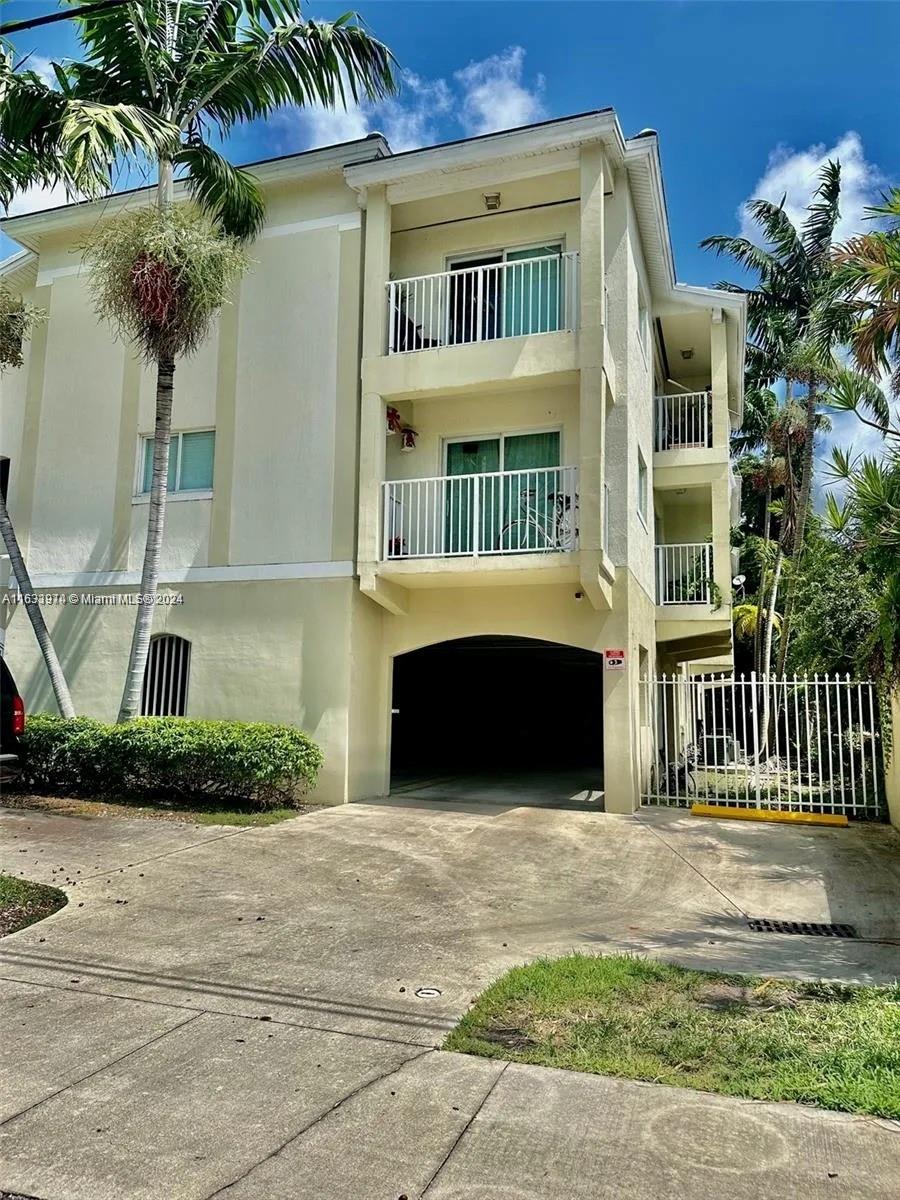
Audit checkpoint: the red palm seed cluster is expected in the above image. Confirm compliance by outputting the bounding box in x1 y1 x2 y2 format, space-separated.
129 253 181 328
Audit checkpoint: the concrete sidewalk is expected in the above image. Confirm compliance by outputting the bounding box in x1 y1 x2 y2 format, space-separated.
1 802 899 1198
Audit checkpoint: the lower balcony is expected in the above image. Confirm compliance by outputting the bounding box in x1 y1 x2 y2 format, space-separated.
379 465 580 588
655 542 713 606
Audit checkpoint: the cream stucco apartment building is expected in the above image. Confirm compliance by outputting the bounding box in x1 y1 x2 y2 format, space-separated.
0 110 745 811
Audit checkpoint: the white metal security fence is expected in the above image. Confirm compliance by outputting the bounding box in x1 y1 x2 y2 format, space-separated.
641 673 885 819
386 252 579 354
654 391 712 451
383 465 578 559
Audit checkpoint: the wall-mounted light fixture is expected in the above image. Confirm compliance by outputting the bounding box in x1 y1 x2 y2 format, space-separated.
483 193 501 211
680 348 694 360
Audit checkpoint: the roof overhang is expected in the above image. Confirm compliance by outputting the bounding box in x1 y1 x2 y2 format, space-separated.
0 247 38 291
0 134 390 251
345 110 626 205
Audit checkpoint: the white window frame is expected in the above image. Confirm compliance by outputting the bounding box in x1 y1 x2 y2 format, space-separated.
637 448 649 530
133 428 215 504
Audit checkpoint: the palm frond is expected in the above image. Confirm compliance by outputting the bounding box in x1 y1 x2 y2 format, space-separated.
175 140 264 241
802 160 841 264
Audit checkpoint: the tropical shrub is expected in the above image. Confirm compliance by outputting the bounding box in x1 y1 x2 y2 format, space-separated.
0 285 44 371
16 714 322 808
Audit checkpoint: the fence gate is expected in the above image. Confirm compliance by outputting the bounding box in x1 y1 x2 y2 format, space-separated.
640 673 885 819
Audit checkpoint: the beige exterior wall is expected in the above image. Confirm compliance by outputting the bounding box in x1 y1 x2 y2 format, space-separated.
1 117 742 813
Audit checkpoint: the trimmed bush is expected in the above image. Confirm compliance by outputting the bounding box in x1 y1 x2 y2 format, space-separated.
17 715 322 809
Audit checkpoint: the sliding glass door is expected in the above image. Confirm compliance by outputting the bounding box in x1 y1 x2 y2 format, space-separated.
503 245 563 337
444 431 561 554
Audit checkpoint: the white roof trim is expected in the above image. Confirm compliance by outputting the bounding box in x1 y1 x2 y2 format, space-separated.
345 111 626 191
0 136 389 248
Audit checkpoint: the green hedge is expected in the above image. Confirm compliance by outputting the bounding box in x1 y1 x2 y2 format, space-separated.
17 715 323 809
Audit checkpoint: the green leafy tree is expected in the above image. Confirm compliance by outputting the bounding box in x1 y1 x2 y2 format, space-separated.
703 164 845 674
49 1 396 720
782 525 879 677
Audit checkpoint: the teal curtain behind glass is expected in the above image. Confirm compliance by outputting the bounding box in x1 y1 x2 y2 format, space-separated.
503 246 562 337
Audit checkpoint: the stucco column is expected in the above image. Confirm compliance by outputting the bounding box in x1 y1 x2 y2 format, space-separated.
361 184 391 360
711 474 731 612
710 308 728 450
578 144 610 608
357 185 392 591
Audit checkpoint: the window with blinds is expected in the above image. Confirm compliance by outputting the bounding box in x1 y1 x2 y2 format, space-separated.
139 430 215 495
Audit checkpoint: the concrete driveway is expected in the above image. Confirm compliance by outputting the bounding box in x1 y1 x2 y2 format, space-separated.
1 800 898 1199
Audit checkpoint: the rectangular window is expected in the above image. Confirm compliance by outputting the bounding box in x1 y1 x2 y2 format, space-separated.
637 449 648 527
140 430 215 495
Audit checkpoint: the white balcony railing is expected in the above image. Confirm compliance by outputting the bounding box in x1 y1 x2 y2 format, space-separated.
386 252 579 355
654 391 712 452
656 543 713 605
383 466 578 560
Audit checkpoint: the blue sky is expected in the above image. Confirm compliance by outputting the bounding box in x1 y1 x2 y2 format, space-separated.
4 0 899 285
3 0 899 460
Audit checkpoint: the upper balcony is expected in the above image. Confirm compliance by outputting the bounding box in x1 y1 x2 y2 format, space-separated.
387 251 579 355
366 250 581 399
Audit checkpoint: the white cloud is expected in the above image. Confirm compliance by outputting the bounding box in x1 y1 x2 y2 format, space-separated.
454 46 545 136
288 46 544 153
26 55 59 88
739 132 885 246
5 179 70 218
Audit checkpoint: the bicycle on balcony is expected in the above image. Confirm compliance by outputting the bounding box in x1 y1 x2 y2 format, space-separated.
496 484 578 552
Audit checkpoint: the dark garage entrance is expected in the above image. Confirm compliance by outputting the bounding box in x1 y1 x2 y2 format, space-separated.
390 636 604 808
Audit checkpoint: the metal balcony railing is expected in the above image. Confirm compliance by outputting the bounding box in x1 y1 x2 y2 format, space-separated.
383 466 578 560
654 391 712 451
656 542 713 605
386 252 579 354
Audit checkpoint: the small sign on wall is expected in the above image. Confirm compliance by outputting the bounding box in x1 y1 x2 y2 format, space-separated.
605 648 626 671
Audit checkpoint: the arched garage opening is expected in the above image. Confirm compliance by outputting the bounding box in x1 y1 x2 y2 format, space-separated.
390 636 604 808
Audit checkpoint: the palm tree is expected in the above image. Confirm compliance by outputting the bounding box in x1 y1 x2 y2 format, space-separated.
702 163 845 674
832 189 900 396
1 41 177 718
1 40 176 209
51 1 396 721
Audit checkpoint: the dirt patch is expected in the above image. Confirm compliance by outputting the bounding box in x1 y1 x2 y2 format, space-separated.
695 981 801 1011
1 793 314 825
478 1026 538 1051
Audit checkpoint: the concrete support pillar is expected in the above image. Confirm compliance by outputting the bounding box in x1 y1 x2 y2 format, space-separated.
361 185 391 360
357 390 387 572
711 474 732 611
710 309 729 450
578 144 609 608
603 660 638 813
357 185 392 585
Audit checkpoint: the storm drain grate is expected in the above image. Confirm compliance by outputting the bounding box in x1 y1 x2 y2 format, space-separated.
748 919 858 939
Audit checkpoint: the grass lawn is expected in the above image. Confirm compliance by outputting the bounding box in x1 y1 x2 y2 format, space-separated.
445 953 900 1118
1 792 310 827
0 873 67 938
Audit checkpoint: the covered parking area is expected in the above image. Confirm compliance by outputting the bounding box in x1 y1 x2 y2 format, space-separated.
389 635 605 808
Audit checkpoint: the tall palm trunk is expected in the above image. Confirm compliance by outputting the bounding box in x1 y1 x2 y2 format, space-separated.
117 157 176 723
753 476 773 675
775 376 817 676
0 490 75 717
